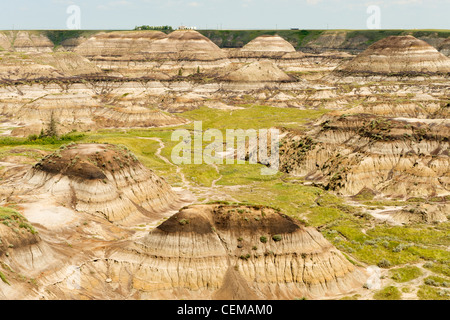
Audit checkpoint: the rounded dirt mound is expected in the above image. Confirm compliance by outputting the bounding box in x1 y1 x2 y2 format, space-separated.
242 35 296 52
336 35 450 75
26 143 179 225
113 203 367 299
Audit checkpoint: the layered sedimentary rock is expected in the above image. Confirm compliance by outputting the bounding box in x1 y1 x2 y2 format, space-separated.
0 52 63 81
227 34 352 73
278 114 450 198
0 31 54 53
75 30 230 76
23 143 178 225
0 50 100 81
242 35 296 53
74 31 167 58
79 204 367 300
335 35 450 76
0 81 188 136
31 52 102 76
219 60 294 82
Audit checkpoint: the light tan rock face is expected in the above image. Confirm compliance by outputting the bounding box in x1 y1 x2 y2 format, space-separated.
82 204 367 300
147 30 228 60
30 52 102 76
219 60 294 82
23 143 179 225
242 35 296 52
0 31 54 53
278 114 450 198
336 36 450 75
0 52 63 81
74 31 167 58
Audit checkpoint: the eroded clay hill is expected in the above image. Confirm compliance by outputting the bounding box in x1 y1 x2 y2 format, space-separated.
64 204 367 300
335 35 450 76
75 30 230 76
242 35 296 53
18 143 178 225
227 34 351 73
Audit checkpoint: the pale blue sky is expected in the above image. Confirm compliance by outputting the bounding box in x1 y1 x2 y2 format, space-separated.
1 0 449 30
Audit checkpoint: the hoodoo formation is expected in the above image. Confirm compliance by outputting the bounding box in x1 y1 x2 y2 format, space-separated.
336 35 450 75
23 143 178 225
92 204 367 300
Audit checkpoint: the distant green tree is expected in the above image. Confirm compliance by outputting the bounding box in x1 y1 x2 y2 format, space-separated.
134 25 173 32
40 111 58 138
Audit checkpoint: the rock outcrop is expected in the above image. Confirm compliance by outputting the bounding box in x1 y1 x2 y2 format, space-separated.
383 203 449 225
278 114 450 199
75 30 230 76
23 143 178 225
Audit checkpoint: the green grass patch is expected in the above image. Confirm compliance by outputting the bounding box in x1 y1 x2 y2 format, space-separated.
390 266 423 283
180 105 328 130
0 271 10 285
0 132 85 147
423 262 450 278
417 285 450 300
0 206 37 234
373 286 402 300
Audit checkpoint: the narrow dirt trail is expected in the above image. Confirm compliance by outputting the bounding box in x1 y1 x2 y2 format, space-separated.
137 136 191 188
136 136 242 204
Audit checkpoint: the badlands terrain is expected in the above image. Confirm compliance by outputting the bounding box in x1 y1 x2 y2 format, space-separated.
0 29 449 300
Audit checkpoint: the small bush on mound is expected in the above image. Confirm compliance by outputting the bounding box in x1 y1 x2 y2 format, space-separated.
260 236 268 243
378 259 391 269
272 234 282 242
373 286 402 300
417 285 450 300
